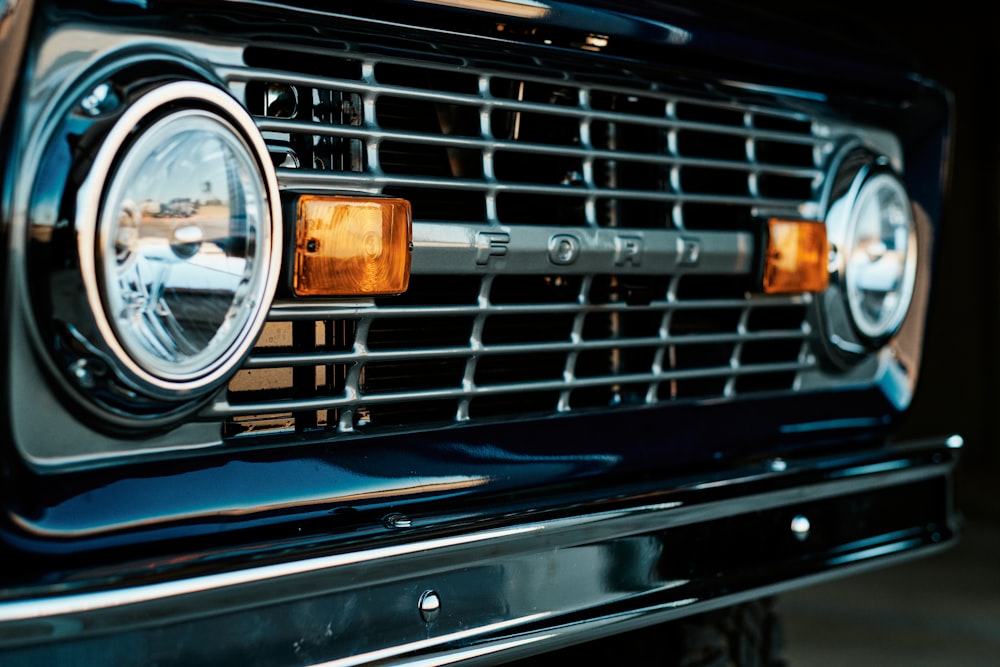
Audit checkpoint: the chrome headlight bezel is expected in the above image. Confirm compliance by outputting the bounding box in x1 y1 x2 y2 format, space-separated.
73 81 282 400
820 149 918 361
17 76 284 425
841 170 917 341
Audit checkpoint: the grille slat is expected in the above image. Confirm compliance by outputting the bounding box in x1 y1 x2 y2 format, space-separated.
275 169 809 207
215 43 847 439
242 330 809 369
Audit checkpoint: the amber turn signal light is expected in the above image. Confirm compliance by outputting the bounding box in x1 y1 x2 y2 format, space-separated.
294 196 412 297
762 218 829 294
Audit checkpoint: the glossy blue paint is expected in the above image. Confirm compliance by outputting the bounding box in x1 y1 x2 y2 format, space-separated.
2 388 894 557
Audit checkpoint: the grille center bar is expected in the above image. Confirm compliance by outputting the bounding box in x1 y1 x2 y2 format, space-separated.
411 223 753 275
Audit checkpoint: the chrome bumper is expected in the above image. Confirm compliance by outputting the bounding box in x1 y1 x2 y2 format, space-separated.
0 438 959 666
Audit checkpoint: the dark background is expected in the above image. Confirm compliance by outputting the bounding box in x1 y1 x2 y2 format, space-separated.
776 11 1000 664
732 5 996 518
885 14 1000 522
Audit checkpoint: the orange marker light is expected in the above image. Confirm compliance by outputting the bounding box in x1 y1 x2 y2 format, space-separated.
762 218 829 294
294 196 412 297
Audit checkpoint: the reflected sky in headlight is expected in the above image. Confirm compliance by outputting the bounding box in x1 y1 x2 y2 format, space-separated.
102 116 264 374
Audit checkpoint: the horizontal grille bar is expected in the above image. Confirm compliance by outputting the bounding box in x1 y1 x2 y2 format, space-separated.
274 169 809 208
208 361 814 418
263 294 807 320
241 330 810 369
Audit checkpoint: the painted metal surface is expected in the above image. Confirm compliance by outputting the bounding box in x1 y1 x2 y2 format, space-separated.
2 389 897 554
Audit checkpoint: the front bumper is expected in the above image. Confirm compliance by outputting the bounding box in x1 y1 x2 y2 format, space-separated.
0 438 959 666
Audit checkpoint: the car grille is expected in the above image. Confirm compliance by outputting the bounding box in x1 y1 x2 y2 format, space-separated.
206 41 834 439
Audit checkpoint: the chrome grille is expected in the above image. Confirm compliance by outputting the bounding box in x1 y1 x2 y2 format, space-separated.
209 43 835 438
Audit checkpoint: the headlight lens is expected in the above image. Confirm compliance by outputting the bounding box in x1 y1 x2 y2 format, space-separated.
821 153 918 362
76 81 281 398
843 173 916 339
100 110 268 382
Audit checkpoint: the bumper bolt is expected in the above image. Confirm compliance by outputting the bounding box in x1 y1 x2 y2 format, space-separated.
69 359 97 388
419 590 441 623
382 512 412 529
80 83 120 116
790 514 811 541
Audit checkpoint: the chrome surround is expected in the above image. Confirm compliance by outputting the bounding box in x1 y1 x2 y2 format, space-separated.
815 146 922 370
76 81 283 396
824 157 916 347
842 171 917 340
0 441 958 664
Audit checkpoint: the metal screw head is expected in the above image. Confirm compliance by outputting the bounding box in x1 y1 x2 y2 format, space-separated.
79 83 120 116
790 514 811 541
264 83 298 118
69 359 95 389
419 590 441 623
769 458 788 473
382 512 412 529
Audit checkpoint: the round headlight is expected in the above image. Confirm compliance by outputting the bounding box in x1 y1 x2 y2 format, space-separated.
820 152 917 361
842 172 916 340
78 82 281 396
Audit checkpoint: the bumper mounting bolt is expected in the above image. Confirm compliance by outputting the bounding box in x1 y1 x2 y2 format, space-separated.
419 590 441 623
382 512 412 529
790 514 811 542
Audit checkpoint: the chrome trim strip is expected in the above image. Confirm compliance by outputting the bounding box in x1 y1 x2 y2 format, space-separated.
317 541 951 667
0 523 543 623
312 615 558 667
